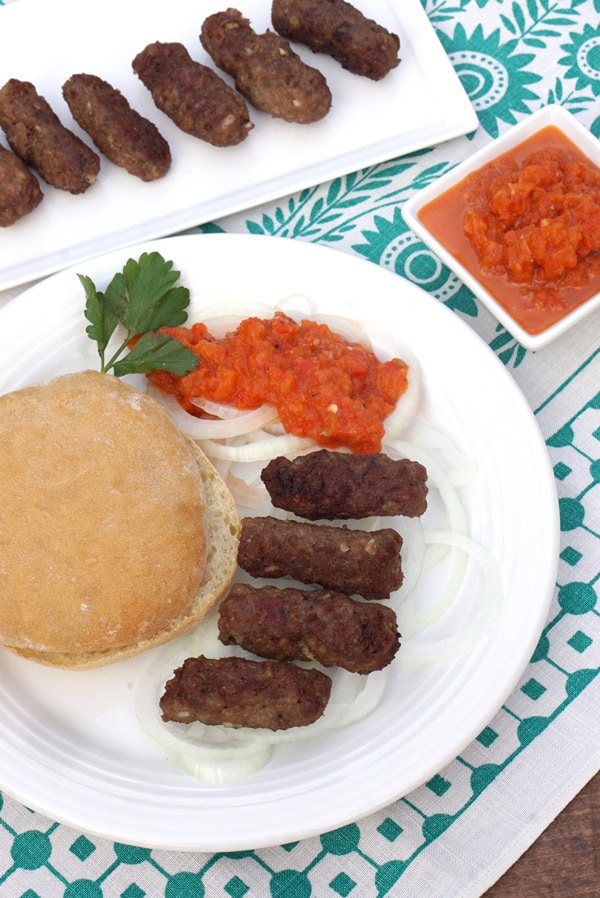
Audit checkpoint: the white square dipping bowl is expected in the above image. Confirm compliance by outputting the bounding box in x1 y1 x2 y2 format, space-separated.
402 105 600 351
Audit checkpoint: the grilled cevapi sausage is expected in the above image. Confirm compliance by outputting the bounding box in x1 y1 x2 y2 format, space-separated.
0 79 100 194
271 0 400 81
132 41 253 147
62 74 171 181
237 515 403 600
200 8 332 123
160 654 332 729
0 143 43 226
261 449 428 520
219 583 400 673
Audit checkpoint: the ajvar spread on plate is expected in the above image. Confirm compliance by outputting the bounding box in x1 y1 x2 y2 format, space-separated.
148 312 409 454
418 126 600 335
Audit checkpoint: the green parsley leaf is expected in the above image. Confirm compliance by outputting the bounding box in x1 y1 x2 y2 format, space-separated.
79 251 200 378
112 333 199 378
105 252 190 334
80 274 119 369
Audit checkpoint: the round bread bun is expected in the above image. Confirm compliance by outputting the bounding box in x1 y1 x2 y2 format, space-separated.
0 370 240 670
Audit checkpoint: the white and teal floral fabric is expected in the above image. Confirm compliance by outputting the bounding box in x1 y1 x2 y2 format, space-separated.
0 1 599 896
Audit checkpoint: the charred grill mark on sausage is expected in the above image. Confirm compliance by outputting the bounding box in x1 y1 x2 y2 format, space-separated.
218 583 400 674
261 449 428 520
160 654 332 729
238 515 403 600
200 8 332 124
0 79 100 194
271 0 400 81
62 74 171 182
0 144 43 226
132 41 253 147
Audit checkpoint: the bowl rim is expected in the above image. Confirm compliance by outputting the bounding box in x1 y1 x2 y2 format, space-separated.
402 105 600 351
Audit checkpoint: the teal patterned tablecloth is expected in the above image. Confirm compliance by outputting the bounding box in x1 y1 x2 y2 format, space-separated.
0 0 599 895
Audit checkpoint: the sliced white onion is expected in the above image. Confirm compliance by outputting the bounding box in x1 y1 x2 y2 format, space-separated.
186 407 279 441
178 743 273 785
212 457 232 482
274 293 317 317
135 620 275 784
225 471 265 509
188 397 254 420
383 366 422 440
395 530 469 637
413 426 478 488
396 529 504 667
308 313 373 348
197 433 315 462
197 302 275 329
262 420 287 436
134 637 273 782
390 517 426 605
383 438 468 534
149 388 279 441
354 322 422 440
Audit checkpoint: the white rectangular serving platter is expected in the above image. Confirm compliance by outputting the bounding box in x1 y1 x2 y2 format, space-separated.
0 0 477 291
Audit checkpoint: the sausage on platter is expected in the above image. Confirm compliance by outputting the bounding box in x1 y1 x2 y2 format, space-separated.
132 41 253 147
0 79 100 194
0 143 43 226
218 583 400 673
261 449 428 520
271 0 400 81
62 74 171 181
200 8 332 123
237 515 403 600
160 654 332 729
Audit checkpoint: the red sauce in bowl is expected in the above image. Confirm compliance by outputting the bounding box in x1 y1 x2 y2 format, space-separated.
148 312 409 454
417 126 600 335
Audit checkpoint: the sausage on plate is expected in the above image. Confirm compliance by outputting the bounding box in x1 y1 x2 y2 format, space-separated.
0 79 100 194
160 654 332 729
0 143 43 226
261 449 428 520
132 41 253 147
238 515 403 600
200 8 332 123
62 74 171 181
218 583 400 673
271 0 400 80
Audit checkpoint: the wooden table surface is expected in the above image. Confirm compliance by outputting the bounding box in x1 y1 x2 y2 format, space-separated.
483 772 600 896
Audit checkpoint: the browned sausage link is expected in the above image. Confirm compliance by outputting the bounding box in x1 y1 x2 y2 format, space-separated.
0 144 43 226
160 654 332 729
261 450 428 520
0 79 100 194
271 0 400 81
200 8 332 124
62 74 171 182
132 41 253 147
219 583 400 673
238 515 403 599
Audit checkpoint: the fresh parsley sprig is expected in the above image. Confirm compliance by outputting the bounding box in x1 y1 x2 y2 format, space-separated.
80 251 200 377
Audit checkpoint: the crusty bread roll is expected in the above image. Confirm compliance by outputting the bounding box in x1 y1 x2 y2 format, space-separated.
0 370 240 669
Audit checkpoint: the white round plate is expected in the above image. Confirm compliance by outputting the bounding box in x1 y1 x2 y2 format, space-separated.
0 234 558 851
